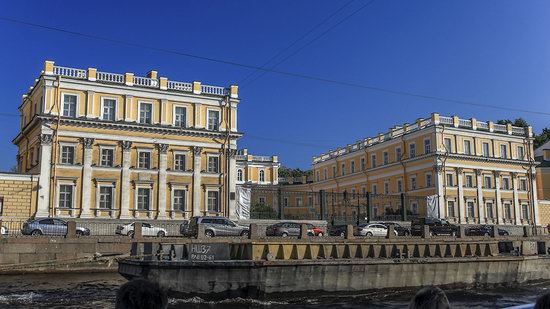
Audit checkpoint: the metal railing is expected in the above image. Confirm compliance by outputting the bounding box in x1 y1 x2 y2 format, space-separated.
97 71 125 84
53 66 87 79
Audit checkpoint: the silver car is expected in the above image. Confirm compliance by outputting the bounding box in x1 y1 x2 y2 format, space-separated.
188 216 249 237
21 218 90 236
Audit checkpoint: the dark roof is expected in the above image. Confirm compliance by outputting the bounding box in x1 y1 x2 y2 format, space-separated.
536 156 550 168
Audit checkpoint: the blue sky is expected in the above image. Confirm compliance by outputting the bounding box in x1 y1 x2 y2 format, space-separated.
0 0 549 170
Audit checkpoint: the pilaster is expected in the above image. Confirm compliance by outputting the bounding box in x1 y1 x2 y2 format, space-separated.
124 95 133 122
157 143 169 219
476 169 485 223
36 134 53 218
86 91 95 118
227 148 238 220
512 172 521 225
120 141 132 219
80 138 94 218
494 171 503 224
531 168 540 225
457 168 465 223
435 165 445 218
192 146 203 216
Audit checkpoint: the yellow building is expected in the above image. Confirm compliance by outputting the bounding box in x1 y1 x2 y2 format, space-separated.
13 61 242 220
236 149 279 185
309 113 539 226
536 142 550 200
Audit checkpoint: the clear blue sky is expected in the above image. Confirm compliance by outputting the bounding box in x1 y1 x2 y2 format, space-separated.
0 0 549 170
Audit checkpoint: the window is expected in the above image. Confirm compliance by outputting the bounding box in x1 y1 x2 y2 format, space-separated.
447 201 455 217
502 177 510 190
237 169 243 181
409 143 416 158
444 138 452 152
520 179 527 191
500 144 507 159
396 147 402 160
324 168 328 180
504 202 512 219
350 160 355 173
296 197 302 207
482 142 490 157
173 189 186 211
341 163 345 176
100 148 114 167
522 204 530 220
259 170 265 182
397 179 402 193
258 197 266 205
139 102 153 124
101 98 116 121
58 185 73 208
371 154 376 168
351 188 356 199
207 156 219 173
372 184 378 195
99 186 114 209
361 187 366 196
332 166 337 178
207 110 220 131
383 152 389 165
446 174 454 187
384 182 389 194
424 139 431 154
426 173 432 187
517 146 525 160
207 191 220 212
137 188 150 210
308 196 313 206
486 202 494 219
60 146 75 164
283 197 289 207
463 140 471 155
62 94 77 117
316 171 320 182
484 176 492 189
174 153 186 171
138 151 151 169
410 176 417 190
411 202 419 215
467 201 475 218
174 106 187 128
361 158 366 170
465 175 473 188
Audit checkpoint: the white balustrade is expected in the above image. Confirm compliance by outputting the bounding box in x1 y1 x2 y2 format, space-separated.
53 66 87 79
439 116 453 125
201 85 228 96
133 76 158 88
494 124 507 132
512 127 526 135
167 81 192 92
96 71 125 84
458 119 472 128
477 122 489 130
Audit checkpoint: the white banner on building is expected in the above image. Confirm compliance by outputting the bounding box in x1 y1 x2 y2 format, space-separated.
236 186 251 220
426 195 439 218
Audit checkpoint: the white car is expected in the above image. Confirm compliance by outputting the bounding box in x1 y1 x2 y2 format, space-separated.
1 226 7 236
356 223 398 237
116 222 167 237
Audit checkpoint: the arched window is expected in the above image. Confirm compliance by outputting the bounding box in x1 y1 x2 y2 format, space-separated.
259 170 265 182
237 169 243 182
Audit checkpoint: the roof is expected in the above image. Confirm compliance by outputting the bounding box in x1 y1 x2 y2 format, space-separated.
535 140 550 157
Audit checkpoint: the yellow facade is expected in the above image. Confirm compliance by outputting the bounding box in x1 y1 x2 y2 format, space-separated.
13 61 242 220
236 149 279 185
535 147 550 201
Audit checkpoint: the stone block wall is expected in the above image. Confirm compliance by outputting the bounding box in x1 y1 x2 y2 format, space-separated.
0 173 38 220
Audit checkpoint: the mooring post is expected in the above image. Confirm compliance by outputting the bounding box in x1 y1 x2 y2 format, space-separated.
491 225 499 238
457 225 465 238
65 221 77 238
197 223 206 239
421 225 430 238
345 224 355 240
133 222 143 239
386 223 395 239
299 223 309 239
248 223 259 240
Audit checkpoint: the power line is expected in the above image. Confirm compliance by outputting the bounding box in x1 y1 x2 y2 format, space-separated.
1 16 550 117
238 0 356 85
242 0 377 88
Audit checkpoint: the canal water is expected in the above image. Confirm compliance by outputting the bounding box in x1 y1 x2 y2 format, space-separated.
0 272 547 308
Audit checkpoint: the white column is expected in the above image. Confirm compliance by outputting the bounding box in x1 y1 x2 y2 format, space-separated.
36 134 53 217
476 169 485 223
157 143 168 219
457 168 465 223
228 149 238 220
192 146 203 216
120 141 132 219
435 165 445 218
495 171 503 224
80 138 94 218
512 172 521 225
531 167 540 225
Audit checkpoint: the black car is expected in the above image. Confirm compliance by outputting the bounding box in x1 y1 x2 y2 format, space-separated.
379 222 410 236
328 225 348 237
465 225 509 236
410 218 458 236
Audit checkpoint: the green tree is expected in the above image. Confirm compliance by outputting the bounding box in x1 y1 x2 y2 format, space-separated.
278 166 312 178
250 202 277 219
534 128 550 149
496 118 529 128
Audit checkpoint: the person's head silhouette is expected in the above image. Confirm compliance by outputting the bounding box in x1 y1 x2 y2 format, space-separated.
115 278 168 309
535 293 550 309
409 286 450 309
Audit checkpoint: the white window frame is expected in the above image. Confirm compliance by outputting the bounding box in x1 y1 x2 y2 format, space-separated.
206 108 221 131
96 183 116 210
383 151 389 165
397 179 403 193
332 166 337 178
410 175 417 190
502 177 511 190
446 173 454 187
372 184 378 195
521 203 530 220
259 169 265 182
503 201 512 219
137 149 152 169
409 143 416 158
466 200 475 218
170 185 188 214
350 160 355 173
396 147 402 160
485 200 494 219
424 138 431 154
384 181 390 194
463 140 472 155
371 154 377 168
516 145 525 160
59 142 77 165
500 144 508 159
61 92 79 118
206 154 220 173
138 101 154 124
482 142 490 157
341 163 345 176
100 96 118 121
296 197 303 207
484 175 492 189
425 172 432 187
464 174 474 188
99 145 116 167
360 157 366 170
519 178 528 191
173 104 188 128
447 200 456 217
173 151 188 172
134 184 153 212
444 138 452 153
56 181 76 210
324 168 328 180
237 169 244 182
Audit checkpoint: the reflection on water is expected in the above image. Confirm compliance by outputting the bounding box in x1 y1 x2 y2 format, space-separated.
0 272 547 308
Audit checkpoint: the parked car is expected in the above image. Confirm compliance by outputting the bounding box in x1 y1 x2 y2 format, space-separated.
116 222 167 237
380 222 411 236
1 226 7 236
21 218 90 236
356 223 397 237
186 216 249 238
465 225 509 236
311 225 324 237
410 218 458 236
179 220 191 236
328 225 348 237
265 222 315 237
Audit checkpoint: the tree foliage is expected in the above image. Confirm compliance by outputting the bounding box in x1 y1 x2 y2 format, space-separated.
496 118 529 128
496 118 550 149
278 166 312 178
